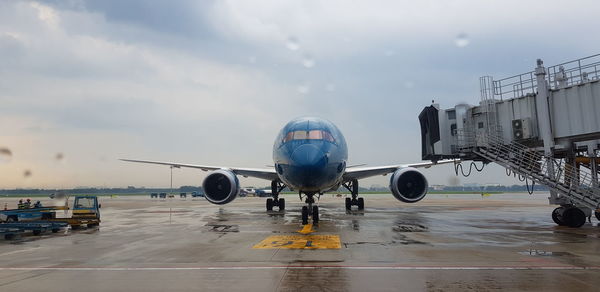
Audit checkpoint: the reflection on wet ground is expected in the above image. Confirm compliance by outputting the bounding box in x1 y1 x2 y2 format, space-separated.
0 193 599 291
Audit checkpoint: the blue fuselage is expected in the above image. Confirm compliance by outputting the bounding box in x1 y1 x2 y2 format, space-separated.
273 117 348 193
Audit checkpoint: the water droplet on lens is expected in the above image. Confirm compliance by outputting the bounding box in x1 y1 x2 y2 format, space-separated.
302 56 315 68
297 85 310 94
0 147 12 163
286 37 300 51
454 33 470 47
23 169 32 178
447 176 460 186
326 83 336 92
55 152 64 161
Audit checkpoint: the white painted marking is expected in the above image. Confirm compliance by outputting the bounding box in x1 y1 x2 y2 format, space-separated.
0 266 598 271
0 247 41 257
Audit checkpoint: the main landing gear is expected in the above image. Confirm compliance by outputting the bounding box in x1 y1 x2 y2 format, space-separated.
551 205 587 228
266 181 286 211
343 179 364 211
300 193 319 225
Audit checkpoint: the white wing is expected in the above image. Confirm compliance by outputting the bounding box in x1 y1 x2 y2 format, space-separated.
120 159 279 181
342 160 455 181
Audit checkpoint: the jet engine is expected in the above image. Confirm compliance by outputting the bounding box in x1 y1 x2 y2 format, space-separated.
389 167 428 203
202 169 240 205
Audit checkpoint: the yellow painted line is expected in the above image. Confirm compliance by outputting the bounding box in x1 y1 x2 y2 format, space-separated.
297 224 313 234
253 235 341 249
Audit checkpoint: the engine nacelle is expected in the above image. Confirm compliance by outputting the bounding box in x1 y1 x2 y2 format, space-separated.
202 169 240 205
389 167 428 203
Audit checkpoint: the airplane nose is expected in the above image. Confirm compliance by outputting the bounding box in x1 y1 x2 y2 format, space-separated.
291 144 327 168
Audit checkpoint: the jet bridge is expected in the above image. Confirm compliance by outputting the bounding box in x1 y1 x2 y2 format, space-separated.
420 54 600 227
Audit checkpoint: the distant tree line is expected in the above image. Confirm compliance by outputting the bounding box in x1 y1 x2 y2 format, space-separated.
0 184 549 195
366 185 547 192
435 185 548 192
0 186 204 195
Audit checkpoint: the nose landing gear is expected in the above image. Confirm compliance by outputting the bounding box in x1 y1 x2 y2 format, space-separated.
300 193 320 225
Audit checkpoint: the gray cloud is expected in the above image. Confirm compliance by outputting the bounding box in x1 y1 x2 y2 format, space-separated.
1 0 598 188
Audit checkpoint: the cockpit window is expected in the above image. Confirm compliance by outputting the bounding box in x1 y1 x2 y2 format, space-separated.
284 131 294 143
283 130 335 143
308 130 322 139
322 131 335 142
293 131 308 140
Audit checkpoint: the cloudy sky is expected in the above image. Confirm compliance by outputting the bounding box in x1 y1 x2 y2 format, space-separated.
0 0 598 189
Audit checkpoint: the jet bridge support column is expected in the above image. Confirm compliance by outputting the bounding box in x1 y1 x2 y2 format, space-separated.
589 142 599 199
534 59 561 205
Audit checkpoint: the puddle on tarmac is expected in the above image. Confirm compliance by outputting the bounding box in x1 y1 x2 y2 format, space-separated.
205 224 239 232
393 223 428 232
518 249 576 257
392 234 428 245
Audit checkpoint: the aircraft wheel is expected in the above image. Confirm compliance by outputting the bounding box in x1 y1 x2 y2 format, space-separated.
313 206 319 224
266 198 273 211
345 198 352 210
357 198 365 210
278 198 285 210
564 207 586 228
301 206 309 225
595 210 600 221
552 207 564 225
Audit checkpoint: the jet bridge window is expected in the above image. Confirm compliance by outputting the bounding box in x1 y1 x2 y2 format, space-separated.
283 130 335 143
447 110 456 120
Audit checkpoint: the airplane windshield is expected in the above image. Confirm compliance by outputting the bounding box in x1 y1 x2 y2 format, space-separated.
283 130 335 143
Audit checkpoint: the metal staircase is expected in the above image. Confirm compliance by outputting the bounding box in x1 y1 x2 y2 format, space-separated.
457 128 600 226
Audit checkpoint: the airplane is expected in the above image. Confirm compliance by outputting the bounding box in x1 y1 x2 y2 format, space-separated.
121 116 450 225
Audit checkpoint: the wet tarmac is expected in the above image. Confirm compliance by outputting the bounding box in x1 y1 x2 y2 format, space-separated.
1 193 600 291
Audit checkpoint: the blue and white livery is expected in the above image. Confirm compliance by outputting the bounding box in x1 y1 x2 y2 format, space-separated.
122 117 449 224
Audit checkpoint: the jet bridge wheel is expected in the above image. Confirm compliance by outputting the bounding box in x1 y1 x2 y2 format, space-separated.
563 207 586 228
552 207 565 226
301 206 309 225
553 206 586 228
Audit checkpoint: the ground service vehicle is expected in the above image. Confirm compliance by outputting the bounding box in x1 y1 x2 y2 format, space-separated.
0 196 101 228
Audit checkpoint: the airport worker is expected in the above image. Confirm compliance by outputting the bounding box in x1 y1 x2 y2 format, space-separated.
17 199 24 209
24 198 32 208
